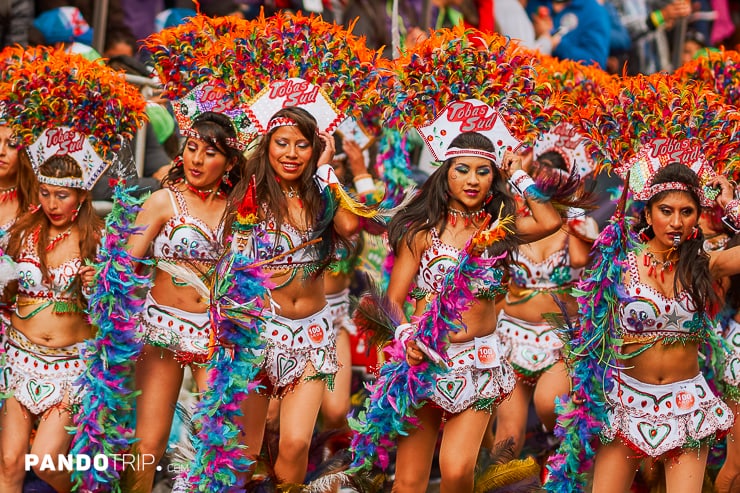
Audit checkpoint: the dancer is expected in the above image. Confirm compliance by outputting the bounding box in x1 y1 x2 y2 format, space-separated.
0 46 143 492
225 101 370 487
125 105 245 491
494 125 594 456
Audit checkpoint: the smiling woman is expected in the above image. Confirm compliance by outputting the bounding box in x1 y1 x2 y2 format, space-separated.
218 103 366 488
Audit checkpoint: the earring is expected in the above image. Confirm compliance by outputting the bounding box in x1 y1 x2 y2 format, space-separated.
223 170 232 187
484 190 493 205
689 226 699 240
639 224 653 242
71 203 82 222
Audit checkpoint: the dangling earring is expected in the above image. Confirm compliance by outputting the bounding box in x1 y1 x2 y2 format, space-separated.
639 224 653 242
71 202 82 222
484 190 493 205
223 170 232 187
688 226 699 240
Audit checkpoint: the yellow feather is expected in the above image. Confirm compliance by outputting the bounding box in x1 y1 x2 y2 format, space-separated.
474 457 540 493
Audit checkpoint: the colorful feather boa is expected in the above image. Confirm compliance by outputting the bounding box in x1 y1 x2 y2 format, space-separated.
183 178 272 492
545 211 633 492
183 245 271 492
69 181 152 492
349 216 511 471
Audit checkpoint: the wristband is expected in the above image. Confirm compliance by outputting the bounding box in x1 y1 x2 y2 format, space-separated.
722 199 740 233
650 10 665 27
314 164 340 192
508 170 536 198
394 323 414 343
353 175 375 194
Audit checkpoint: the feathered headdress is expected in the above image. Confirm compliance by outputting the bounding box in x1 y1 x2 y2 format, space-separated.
144 15 258 151
415 98 522 166
10 46 147 190
208 11 384 128
576 72 740 178
385 26 566 145
530 54 615 174
618 138 718 206
245 77 344 135
674 48 740 107
533 122 595 179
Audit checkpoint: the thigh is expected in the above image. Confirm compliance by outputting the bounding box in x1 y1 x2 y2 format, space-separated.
663 446 708 493
237 392 270 456
279 377 325 442
0 398 34 459
532 361 569 430
134 345 185 439
494 381 532 435
592 440 642 493
440 407 491 469
32 405 74 458
394 404 443 489
320 329 352 415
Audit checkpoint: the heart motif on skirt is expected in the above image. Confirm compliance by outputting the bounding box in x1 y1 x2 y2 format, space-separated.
637 422 671 449
436 376 466 403
276 354 297 379
27 379 56 404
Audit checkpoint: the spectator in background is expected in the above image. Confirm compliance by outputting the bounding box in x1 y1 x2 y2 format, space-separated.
608 0 691 74
0 0 34 47
343 0 428 58
495 0 554 54
528 0 611 68
603 0 632 73
103 28 137 58
120 0 163 42
29 0 134 47
433 0 493 31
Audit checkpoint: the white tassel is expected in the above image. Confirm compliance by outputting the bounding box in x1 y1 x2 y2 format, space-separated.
156 261 209 299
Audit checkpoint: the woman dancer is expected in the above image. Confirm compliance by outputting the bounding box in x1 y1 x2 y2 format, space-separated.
1 152 102 492
494 147 592 456
126 110 244 491
226 105 364 487
383 130 560 492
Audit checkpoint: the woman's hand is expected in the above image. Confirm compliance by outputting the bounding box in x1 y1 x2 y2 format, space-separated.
78 265 96 287
709 175 736 209
317 131 335 165
405 339 426 366
344 139 366 176
499 150 525 179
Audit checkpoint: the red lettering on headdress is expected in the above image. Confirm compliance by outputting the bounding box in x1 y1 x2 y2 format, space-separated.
199 83 231 113
446 101 496 133
270 80 320 107
550 124 582 150
46 128 85 155
651 138 701 163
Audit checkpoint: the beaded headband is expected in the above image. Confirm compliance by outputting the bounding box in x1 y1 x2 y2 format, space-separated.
642 182 707 204
266 117 298 133
181 128 244 152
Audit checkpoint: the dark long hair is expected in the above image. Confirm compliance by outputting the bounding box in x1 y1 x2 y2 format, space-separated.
388 132 518 260
633 162 718 312
223 107 334 266
163 111 245 195
7 154 103 309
